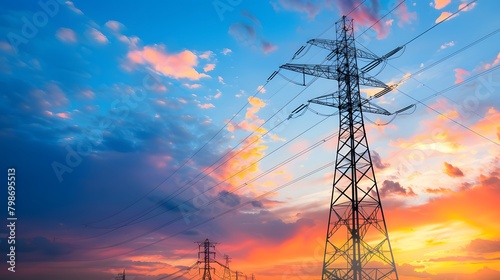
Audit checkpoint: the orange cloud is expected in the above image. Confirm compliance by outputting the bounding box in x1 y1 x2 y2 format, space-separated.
435 11 453 23
434 0 451 10
127 45 209 80
443 162 464 177
245 97 266 120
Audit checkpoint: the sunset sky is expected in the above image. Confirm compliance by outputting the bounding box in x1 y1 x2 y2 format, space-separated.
1 0 499 279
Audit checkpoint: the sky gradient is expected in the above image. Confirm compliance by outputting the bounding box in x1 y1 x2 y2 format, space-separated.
1 0 500 279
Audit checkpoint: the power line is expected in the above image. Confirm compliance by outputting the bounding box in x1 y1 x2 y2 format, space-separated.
85 117 337 250
397 65 500 147
402 0 478 47
356 0 406 39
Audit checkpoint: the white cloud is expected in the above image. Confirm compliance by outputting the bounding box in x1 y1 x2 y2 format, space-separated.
218 76 225 85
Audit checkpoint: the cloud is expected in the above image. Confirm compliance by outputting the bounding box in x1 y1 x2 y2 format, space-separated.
440 40 455 50
203 63 216 72
199 51 213 60
466 238 500 253
246 97 266 120
56 28 77 43
229 22 256 45
433 0 451 10
221 48 232 55
435 11 454 23
379 180 416 197
443 162 464 177
483 52 500 70
182 83 202 89
87 27 108 44
228 21 276 54
274 0 321 19
65 1 83 15
105 20 124 32
218 76 225 84
394 2 417 27
214 89 222 99
261 41 278 54
459 2 477 11
454 68 470 84
372 150 390 170
256 85 266 93
197 103 215 109
127 45 210 80
241 10 262 26
425 187 454 194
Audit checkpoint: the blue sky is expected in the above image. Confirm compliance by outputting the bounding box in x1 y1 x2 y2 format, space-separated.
1 0 500 279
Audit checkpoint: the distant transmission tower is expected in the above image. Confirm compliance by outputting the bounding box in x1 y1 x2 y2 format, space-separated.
281 16 407 280
114 269 125 280
223 255 232 280
197 239 218 280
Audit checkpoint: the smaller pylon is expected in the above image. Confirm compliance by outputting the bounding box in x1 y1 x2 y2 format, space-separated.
234 271 244 280
222 255 232 280
114 269 125 280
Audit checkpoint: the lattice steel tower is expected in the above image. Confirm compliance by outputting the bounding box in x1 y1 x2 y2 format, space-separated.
197 239 217 280
281 16 402 280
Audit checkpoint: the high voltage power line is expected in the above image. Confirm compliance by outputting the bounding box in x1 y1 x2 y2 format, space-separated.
69 0 496 268
80 24 499 244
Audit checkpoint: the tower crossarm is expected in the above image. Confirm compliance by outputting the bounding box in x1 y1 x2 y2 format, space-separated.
307 39 380 60
308 94 391 115
280 63 389 88
360 98 391 115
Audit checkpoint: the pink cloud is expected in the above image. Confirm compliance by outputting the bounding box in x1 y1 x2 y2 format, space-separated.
105 20 123 32
203 63 216 72
329 0 389 39
214 89 222 99
454 68 470 84
394 2 416 27
80 89 95 99
221 48 232 55
434 0 451 10
88 27 108 44
483 52 500 70
56 112 71 119
127 45 210 80
56 27 77 43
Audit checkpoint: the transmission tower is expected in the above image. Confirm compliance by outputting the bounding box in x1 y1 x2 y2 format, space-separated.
197 239 218 280
222 255 232 280
281 16 403 280
114 269 125 280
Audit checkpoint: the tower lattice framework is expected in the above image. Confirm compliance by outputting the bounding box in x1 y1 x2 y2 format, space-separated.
197 239 217 280
281 16 399 280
